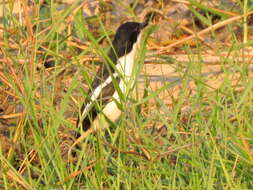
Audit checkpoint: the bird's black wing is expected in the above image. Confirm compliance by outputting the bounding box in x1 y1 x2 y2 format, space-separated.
77 61 119 132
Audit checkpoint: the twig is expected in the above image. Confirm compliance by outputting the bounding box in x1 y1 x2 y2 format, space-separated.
157 11 253 53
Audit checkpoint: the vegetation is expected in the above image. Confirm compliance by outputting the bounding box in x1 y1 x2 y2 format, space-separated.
0 0 253 189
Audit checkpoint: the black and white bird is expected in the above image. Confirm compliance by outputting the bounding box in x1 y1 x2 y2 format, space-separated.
76 20 148 138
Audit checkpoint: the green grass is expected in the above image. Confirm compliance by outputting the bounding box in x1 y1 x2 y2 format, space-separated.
1 0 253 189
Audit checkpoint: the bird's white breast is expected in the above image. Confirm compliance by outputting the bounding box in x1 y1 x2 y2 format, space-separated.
115 37 141 98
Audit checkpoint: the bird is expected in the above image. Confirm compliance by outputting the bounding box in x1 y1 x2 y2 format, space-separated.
76 20 149 139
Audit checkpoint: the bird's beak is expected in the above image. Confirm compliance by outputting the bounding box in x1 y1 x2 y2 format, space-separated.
140 20 148 30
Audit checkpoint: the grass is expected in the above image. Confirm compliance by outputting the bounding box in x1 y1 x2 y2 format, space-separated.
1 0 253 189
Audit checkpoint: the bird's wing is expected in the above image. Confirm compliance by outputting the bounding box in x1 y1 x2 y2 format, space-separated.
77 63 120 131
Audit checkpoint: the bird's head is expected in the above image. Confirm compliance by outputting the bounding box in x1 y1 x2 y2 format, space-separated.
109 21 148 60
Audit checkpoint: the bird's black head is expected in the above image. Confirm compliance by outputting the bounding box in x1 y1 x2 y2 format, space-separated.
108 21 148 60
